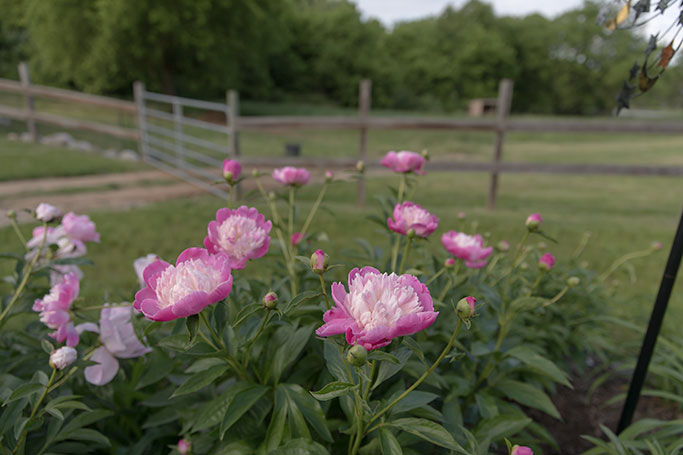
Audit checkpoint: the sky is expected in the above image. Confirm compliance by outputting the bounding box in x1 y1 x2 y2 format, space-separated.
351 0 680 37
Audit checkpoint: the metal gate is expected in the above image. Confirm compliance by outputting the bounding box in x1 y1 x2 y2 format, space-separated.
133 82 238 199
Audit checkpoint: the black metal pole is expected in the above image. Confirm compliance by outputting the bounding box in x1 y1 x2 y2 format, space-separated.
617 206 683 433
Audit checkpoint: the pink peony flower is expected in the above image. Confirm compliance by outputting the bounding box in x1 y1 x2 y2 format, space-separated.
61 212 100 243
441 231 494 269
272 166 311 186
134 254 159 288
291 232 304 247
380 151 426 175
50 346 77 370
79 306 152 385
178 439 192 454
525 213 542 231
203 206 272 270
316 267 438 350
134 248 233 321
538 253 555 271
387 202 439 238
35 203 61 222
33 272 80 346
511 445 533 455
222 159 242 182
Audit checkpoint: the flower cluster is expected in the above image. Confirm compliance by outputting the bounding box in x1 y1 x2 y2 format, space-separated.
33 272 81 347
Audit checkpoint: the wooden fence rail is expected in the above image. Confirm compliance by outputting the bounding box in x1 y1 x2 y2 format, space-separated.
0 62 682 208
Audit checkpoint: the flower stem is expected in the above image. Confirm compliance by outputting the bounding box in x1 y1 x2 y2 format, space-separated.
397 174 406 203
0 222 48 326
300 182 328 237
349 367 364 455
543 285 569 307
529 273 543 295
599 248 656 282
503 230 530 295
398 237 413 275
199 311 248 380
365 320 463 430
243 311 271 369
437 262 459 302
426 267 446 285
228 184 234 209
9 216 28 252
475 312 511 388
319 275 331 310
390 236 401 273
288 187 295 239
13 367 57 454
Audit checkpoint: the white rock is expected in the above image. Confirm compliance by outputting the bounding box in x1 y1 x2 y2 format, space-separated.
70 140 95 152
40 132 74 147
7 132 18 141
119 149 139 161
103 149 118 159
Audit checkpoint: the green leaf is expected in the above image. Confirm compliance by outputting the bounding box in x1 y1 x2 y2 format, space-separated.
310 381 355 401
3 382 43 405
267 438 330 455
389 418 466 452
45 400 91 413
264 385 288 452
506 346 571 388
157 333 194 351
41 339 55 354
270 326 312 383
495 379 561 419
379 427 403 455
58 410 113 437
222 324 238 358
323 342 352 383
372 348 411 390
474 414 531 448
285 290 323 313
171 365 227 397
233 303 263 327
185 314 199 343
62 428 110 447
402 337 425 364
368 350 401 365
508 296 548 312
389 391 439 416
186 358 227 374
220 384 269 439
192 381 243 432
284 384 333 442
136 351 175 389
44 407 64 420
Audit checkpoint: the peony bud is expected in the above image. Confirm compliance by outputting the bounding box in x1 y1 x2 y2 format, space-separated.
263 291 278 309
356 160 365 174
251 168 260 177
536 242 547 250
538 253 555 272
222 159 241 184
325 170 333 182
444 258 455 269
567 276 580 287
651 241 662 250
407 228 416 239
35 203 61 222
291 232 304 247
496 240 510 252
267 191 276 202
50 346 77 370
511 445 533 455
177 438 192 455
421 149 430 160
457 212 466 220
7 209 16 220
347 344 368 367
310 249 328 274
456 296 477 320
525 213 542 231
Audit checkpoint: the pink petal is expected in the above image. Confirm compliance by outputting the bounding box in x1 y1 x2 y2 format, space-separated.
84 347 120 386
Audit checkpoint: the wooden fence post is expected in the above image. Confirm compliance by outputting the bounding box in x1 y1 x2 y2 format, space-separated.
227 90 241 198
357 79 372 206
133 81 148 160
18 62 37 142
487 79 514 210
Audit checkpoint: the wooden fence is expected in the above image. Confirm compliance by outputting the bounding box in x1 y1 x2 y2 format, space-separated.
1 63 682 207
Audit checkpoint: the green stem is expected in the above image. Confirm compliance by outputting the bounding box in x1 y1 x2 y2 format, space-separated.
529 273 543 295
0 222 48 326
319 275 331 310
349 367 364 455
363 360 376 401
426 267 446 285
244 311 271 369
544 286 569 307
9 217 28 251
390 236 401 273
199 311 248 380
475 314 511 388
14 368 56 454
288 187 295 239
300 183 328 237
599 249 655 282
503 230 530 295
228 185 234 209
397 174 406 203
437 262 459 302
398 236 413 275
366 320 463 430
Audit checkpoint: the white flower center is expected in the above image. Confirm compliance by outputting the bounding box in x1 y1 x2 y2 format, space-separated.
156 259 222 308
453 233 479 248
400 205 430 226
346 272 422 331
216 216 267 261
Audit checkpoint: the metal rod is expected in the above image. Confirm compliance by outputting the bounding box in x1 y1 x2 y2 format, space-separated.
617 206 683 433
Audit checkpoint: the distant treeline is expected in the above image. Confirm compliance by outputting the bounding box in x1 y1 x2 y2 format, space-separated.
0 0 681 114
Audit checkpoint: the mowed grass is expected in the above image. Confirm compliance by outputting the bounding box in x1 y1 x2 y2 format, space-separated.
1 169 680 331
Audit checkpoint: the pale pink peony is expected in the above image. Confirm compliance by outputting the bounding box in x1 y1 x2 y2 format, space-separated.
134 248 233 321
33 272 80 346
50 346 77 370
538 253 555 271
134 254 159 288
272 166 311 186
291 232 304 247
79 306 152 385
441 231 493 269
511 445 533 455
380 151 426 175
387 202 439 238
222 159 242 181
61 212 100 243
203 206 271 269
178 439 192 454
316 267 438 350
35 203 61 222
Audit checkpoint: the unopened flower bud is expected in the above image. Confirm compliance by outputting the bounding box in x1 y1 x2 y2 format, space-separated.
538 253 555 272
347 344 368 367
50 346 77 370
511 445 533 455
251 168 260 177
457 211 466 220
7 209 16 220
325 171 333 182
407 228 416 239
536 241 547 250
567 276 580 287
267 192 276 201
444 258 455 269
421 149 430 160
291 232 304 247
651 241 662 250
310 249 328 274
263 291 278 309
178 439 192 455
35 203 61 222
456 296 476 320
496 240 510 252
222 159 241 184
356 160 365 173
525 213 542 231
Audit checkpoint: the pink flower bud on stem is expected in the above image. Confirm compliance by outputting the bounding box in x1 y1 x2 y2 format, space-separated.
263 291 278 309
50 346 77 370
310 249 328 274
525 213 542 232
456 296 477 321
177 438 192 454
511 445 533 455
